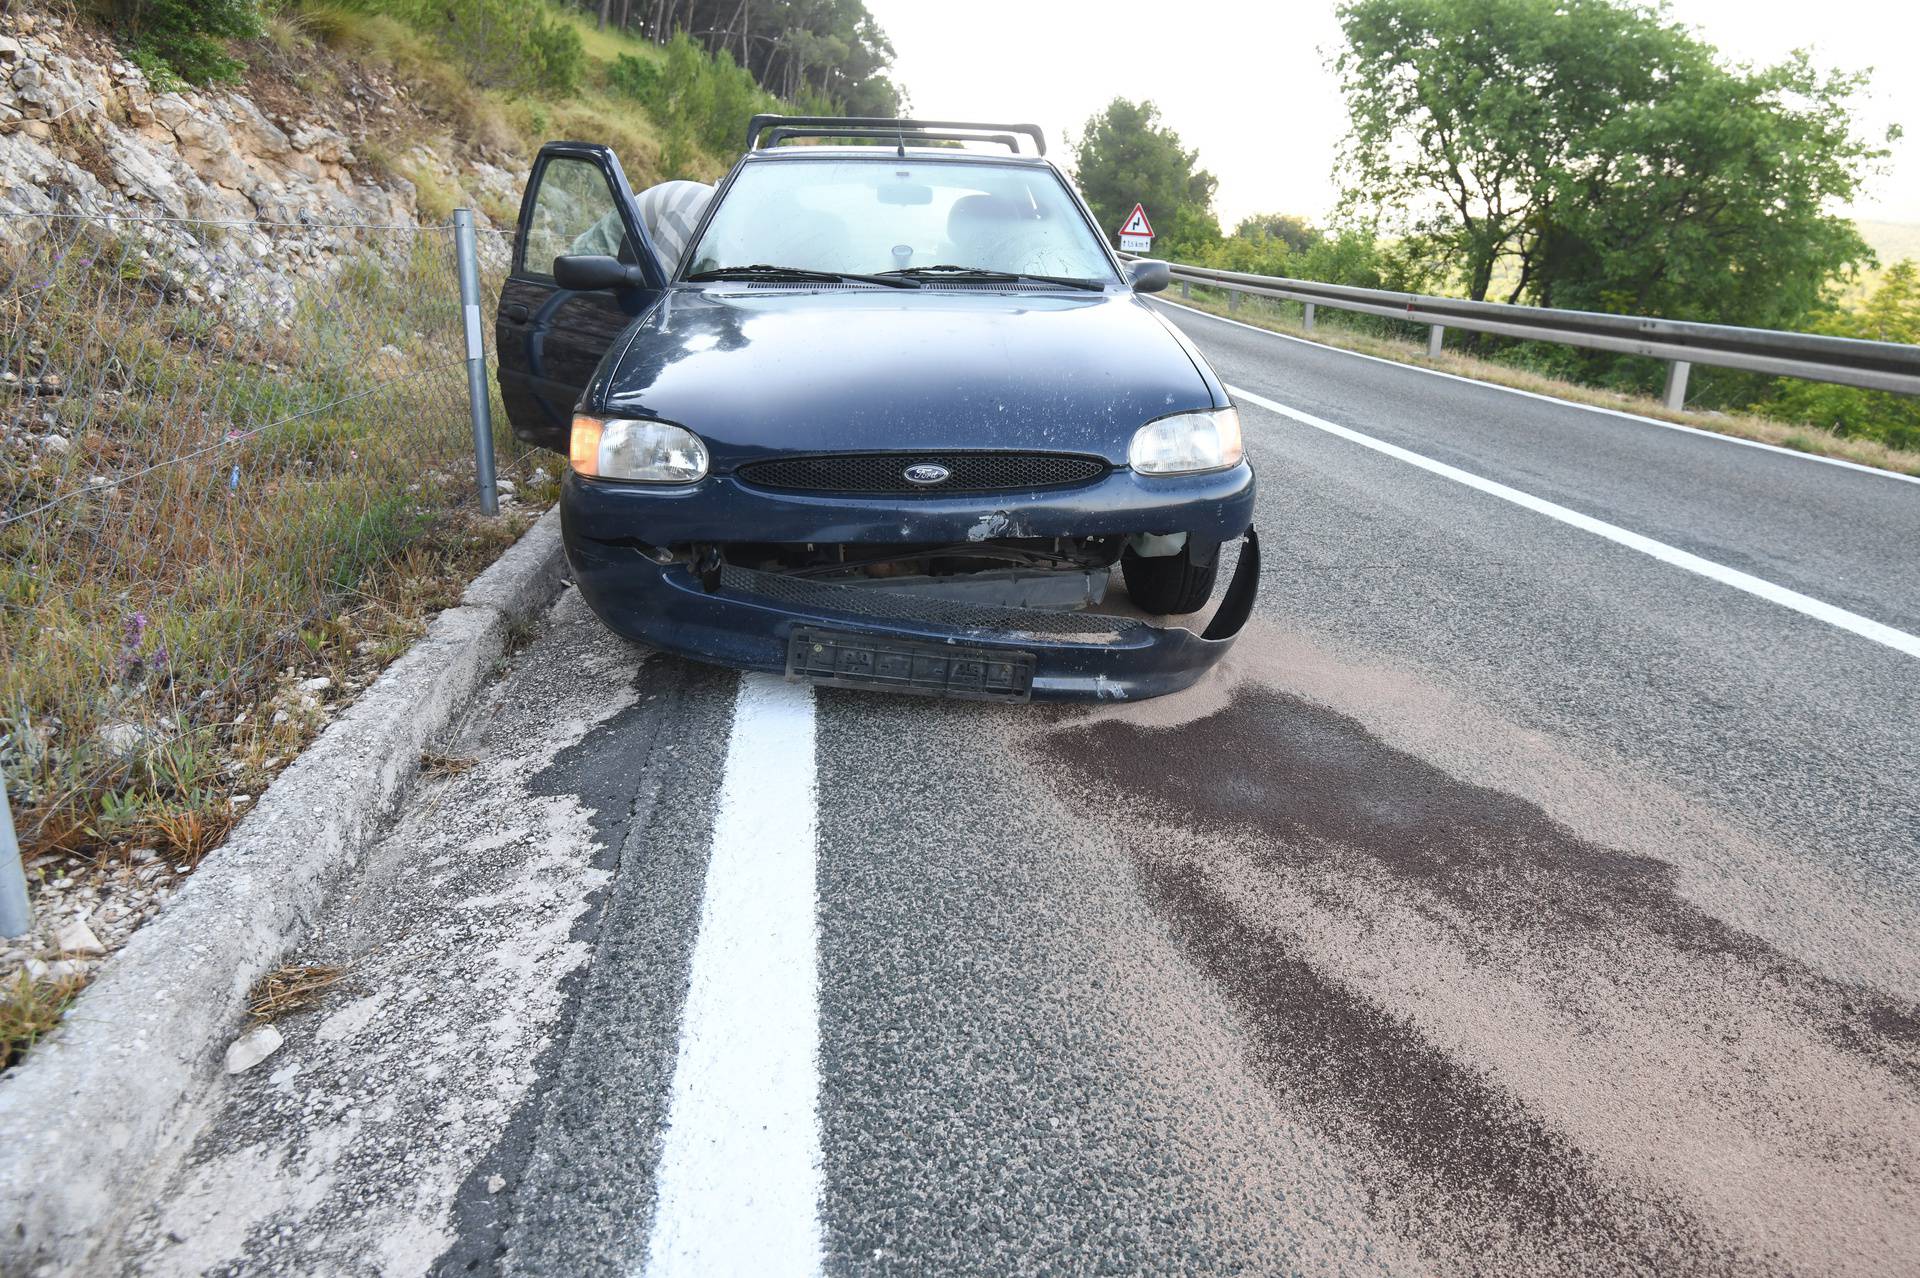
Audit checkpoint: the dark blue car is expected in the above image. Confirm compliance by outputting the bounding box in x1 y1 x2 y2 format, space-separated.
496 117 1257 702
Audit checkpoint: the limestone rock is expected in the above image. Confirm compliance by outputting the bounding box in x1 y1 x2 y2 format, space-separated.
225 1024 284 1074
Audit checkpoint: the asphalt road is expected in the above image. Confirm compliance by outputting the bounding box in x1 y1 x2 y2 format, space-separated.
127 304 1919 1277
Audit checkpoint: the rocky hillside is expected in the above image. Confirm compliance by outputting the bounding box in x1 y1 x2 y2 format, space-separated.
1 4 579 1065
1 7 523 280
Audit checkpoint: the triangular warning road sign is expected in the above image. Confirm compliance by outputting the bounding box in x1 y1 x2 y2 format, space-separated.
1119 203 1154 237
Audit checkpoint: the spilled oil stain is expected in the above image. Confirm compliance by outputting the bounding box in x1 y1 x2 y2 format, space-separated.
1051 687 1920 1080
1142 857 1736 1276
1041 686 1920 1274
1069 686 1737 954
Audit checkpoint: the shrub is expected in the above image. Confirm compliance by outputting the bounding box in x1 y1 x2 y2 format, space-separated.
112 0 261 86
616 33 778 175
1757 261 1920 450
328 0 584 95
606 51 657 102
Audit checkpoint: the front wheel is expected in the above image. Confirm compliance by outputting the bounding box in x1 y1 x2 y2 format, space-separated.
1122 542 1218 615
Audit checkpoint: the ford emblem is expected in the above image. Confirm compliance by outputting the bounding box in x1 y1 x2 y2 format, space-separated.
903 463 952 486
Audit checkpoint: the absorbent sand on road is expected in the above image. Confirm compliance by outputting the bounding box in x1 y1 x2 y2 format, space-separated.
1039 626 1920 1278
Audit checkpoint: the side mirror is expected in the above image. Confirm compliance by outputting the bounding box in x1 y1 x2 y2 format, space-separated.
553 254 650 292
1127 259 1171 294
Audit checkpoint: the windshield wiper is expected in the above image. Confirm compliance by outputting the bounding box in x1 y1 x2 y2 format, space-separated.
685 264 919 289
880 265 1107 291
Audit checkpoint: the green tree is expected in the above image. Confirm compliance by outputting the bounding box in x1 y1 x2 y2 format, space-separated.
1536 52 1883 329
599 0 902 117
1333 0 1887 325
1336 0 1698 303
1070 99 1221 257
1233 213 1317 254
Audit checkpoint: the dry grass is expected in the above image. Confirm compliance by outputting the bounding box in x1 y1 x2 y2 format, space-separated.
282 0 664 176
281 3 526 160
247 961 346 1024
1175 292 1920 478
1 224 542 875
418 751 476 778
0 970 83 1069
552 2 667 67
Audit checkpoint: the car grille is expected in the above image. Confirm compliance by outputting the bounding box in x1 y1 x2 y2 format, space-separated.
735 452 1108 495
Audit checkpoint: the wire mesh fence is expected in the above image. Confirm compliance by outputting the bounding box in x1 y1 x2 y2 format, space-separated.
0 210 544 875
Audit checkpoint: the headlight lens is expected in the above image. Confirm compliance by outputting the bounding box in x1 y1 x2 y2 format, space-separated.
570 415 709 483
1128 407 1243 475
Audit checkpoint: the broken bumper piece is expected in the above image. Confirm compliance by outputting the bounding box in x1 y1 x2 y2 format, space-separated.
564 528 1261 702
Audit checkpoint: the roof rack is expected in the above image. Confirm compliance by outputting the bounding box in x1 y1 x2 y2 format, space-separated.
746 115 1047 156
761 126 1025 153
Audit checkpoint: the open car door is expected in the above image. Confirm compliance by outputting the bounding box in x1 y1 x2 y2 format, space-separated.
496 142 665 451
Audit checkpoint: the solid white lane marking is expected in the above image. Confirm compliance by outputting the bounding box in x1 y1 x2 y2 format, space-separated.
1158 297 1920 487
644 673 822 1278
1227 383 1920 661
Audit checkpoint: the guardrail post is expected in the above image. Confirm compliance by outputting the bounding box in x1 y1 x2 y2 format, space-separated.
1428 324 1445 357
1 770 29 938
1302 302 1315 332
1663 360 1691 411
1179 280 1190 299
1228 290 1241 312
452 209 499 517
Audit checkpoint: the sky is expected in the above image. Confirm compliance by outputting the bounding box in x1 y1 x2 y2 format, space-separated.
864 0 1920 230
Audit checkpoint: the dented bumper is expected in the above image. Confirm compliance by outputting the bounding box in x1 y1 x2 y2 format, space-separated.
565 527 1260 703
565 531 1259 702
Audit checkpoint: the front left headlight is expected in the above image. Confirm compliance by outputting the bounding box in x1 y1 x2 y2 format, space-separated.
1129 407 1243 475
570 415 709 483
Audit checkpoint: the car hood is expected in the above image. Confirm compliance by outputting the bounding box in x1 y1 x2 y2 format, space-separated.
595 287 1221 467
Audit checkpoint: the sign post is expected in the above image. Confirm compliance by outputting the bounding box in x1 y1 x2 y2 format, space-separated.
1117 203 1154 254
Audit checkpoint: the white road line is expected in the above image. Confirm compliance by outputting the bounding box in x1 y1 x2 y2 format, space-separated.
1158 297 1920 487
643 674 823 1278
1227 383 1920 661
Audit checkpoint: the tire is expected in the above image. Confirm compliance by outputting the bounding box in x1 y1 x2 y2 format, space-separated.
1122 542 1218 615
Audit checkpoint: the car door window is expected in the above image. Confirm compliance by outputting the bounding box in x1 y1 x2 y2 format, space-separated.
521 157 633 278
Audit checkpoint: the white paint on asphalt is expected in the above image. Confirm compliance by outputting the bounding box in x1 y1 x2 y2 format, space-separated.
1160 297 1920 487
642 673 823 1278
1227 383 1920 661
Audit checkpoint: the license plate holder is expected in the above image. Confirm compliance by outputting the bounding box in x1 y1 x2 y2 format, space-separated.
786 628 1035 702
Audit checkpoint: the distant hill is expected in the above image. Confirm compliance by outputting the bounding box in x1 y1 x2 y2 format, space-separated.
1837 220 1919 304
1858 220 1920 268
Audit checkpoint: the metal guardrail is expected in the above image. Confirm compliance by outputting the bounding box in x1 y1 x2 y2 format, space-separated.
1136 256 1920 409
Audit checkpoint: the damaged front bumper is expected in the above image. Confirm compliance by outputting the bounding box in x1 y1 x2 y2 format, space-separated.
560 465 1259 702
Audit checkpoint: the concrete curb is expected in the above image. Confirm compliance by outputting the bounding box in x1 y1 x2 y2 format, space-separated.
0 507 566 1275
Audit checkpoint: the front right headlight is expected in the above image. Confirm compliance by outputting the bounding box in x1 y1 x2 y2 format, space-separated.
1129 407 1243 475
570 415 709 483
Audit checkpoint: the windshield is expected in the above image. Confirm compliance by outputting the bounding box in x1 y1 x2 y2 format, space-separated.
685 158 1118 283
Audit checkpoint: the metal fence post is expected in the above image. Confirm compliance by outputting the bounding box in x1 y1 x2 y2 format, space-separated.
1 770 29 938
1663 359 1691 411
1228 289 1241 312
1179 280 1190 299
1428 324 1445 357
453 209 499 517
1302 302 1315 331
